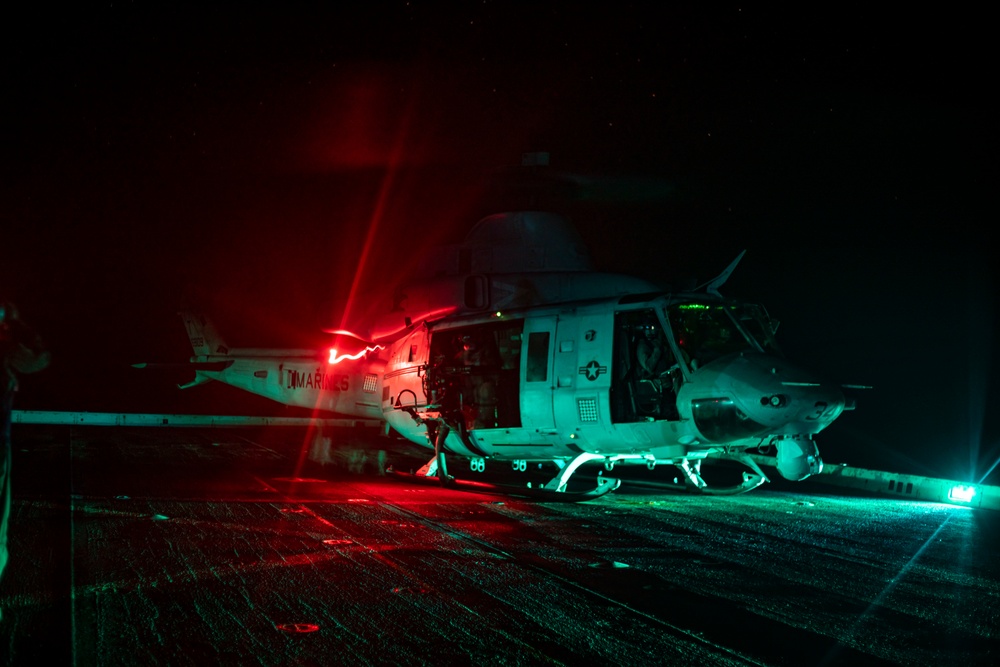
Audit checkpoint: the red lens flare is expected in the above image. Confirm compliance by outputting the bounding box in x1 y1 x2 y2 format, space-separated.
275 623 320 634
327 344 384 365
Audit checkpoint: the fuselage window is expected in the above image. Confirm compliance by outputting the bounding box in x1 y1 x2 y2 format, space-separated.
526 332 550 382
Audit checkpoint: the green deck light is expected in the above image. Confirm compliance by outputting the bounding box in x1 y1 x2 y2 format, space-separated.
947 484 977 503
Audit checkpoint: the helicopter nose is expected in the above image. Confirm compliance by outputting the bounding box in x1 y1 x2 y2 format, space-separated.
682 353 846 444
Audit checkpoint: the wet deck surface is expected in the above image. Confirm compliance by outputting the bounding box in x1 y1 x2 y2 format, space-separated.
2 425 997 666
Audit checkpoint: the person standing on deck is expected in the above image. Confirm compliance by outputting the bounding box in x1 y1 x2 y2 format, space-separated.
0 302 50 616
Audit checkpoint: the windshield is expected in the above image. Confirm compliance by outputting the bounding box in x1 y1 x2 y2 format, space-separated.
732 302 781 355
665 302 777 369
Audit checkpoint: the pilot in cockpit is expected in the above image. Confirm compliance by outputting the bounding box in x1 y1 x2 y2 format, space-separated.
636 324 667 379
634 323 680 419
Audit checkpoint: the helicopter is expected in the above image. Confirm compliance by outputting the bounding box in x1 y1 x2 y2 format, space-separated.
158 207 853 499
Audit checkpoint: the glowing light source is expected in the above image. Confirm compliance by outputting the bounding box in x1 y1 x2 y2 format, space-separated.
325 328 368 337
947 484 977 503
328 345 384 364
275 623 320 633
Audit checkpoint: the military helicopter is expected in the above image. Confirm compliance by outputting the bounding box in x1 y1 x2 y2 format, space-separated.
162 204 851 499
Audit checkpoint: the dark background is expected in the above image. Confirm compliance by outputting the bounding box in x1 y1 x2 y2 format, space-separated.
2 5 995 484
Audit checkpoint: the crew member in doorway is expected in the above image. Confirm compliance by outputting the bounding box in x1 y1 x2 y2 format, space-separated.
634 324 679 419
454 334 498 430
0 302 49 615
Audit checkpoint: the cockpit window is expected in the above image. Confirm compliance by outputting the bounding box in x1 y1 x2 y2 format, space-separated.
734 303 782 355
666 302 769 369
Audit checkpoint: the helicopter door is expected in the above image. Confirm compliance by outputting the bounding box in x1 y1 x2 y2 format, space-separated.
552 315 580 427
520 316 555 430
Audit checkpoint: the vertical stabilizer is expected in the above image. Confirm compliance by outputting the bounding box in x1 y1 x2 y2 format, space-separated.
180 312 229 358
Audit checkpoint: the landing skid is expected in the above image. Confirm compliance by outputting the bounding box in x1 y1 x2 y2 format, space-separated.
402 446 768 498
520 474 621 501
404 433 623 501
387 466 620 502
692 471 767 495
402 446 623 501
674 454 769 495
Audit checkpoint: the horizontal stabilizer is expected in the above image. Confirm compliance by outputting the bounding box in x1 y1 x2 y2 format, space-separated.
178 374 213 390
133 361 235 372
225 348 316 358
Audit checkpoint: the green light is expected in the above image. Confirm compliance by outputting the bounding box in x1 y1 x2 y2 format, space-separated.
679 304 710 310
495 311 502 317
947 485 976 503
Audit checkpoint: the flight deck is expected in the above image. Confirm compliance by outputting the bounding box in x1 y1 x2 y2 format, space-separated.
2 423 997 666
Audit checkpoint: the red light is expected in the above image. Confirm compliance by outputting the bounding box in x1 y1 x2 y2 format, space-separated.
328 345 383 364
325 328 368 338
275 623 320 634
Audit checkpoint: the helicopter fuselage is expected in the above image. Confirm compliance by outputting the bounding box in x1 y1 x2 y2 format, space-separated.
167 212 851 495
381 292 844 483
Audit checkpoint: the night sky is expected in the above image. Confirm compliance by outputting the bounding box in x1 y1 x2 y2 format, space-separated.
2 6 995 484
